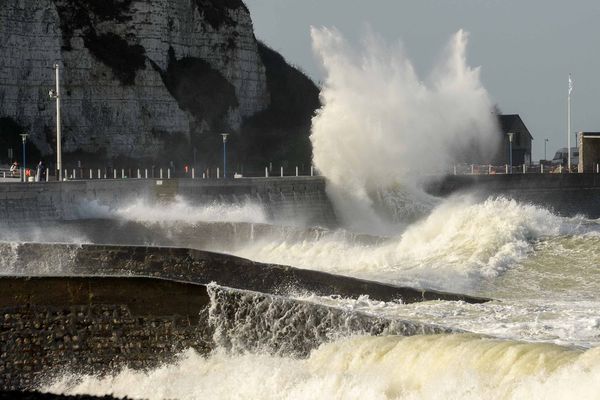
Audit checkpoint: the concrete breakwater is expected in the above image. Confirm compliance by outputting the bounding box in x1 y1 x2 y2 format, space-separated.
0 177 336 227
0 243 488 304
425 173 600 217
0 274 459 391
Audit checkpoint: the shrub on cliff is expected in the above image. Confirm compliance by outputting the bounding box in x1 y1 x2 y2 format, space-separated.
239 42 320 170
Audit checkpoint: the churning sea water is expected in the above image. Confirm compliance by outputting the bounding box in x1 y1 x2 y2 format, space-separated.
26 193 600 400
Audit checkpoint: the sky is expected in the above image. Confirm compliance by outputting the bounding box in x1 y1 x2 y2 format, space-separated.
244 0 600 162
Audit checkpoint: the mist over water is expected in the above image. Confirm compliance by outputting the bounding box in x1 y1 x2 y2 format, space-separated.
310 27 499 233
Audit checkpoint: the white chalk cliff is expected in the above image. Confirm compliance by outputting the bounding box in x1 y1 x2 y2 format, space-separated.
0 0 270 161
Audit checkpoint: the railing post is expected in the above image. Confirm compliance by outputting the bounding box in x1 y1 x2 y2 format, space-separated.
159 168 163 179
72 168 76 179
202 172 206 179
541 164 543 174
488 164 491 174
167 168 171 179
505 164 509 174
145 169 148 179
523 164 526 174
121 168 125 179
453 165 457 175
559 164 562 173
89 169 92 179
470 164 474 174
216 167 220 179
192 168 195 179
280 166 283 177
265 167 269 178
310 166 314 176
295 166 298 177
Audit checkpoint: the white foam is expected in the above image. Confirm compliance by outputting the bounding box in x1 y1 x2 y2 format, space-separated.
235 196 562 291
44 335 600 400
78 196 269 225
310 27 499 232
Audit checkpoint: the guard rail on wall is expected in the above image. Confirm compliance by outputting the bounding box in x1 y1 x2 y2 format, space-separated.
6 165 321 182
450 163 581 175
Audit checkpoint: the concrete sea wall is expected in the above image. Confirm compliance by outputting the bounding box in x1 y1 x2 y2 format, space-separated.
0 177 337 227
0 276 211 390
0 272 460 390
425 173 600 217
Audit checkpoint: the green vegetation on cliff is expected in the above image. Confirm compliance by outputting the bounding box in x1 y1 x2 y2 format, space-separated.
239 42 320 171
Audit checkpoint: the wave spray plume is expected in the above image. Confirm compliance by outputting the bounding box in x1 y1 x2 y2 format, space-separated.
310 27 500 232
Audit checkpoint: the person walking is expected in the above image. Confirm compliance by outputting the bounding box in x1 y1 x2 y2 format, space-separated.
35 160 45 182
9 161 18 177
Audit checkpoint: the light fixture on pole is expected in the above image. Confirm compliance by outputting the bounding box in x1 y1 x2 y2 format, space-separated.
221 133 229 179
544 138 549 161
49 63 62 181
507 132 514 174
20 133 29 182
567 74 573 170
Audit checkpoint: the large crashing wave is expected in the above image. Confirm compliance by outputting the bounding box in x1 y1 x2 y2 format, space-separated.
44 334 600 400
235 196 564 292
310 27 500 234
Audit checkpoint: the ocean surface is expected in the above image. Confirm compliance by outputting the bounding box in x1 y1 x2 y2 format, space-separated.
2 193 599 399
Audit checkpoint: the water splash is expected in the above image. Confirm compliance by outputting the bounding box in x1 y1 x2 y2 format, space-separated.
310 27 500 233
43 334 600 400
235 196 563 292
77 196 269 225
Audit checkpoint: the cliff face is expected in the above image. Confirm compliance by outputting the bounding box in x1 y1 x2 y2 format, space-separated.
0 0 282 166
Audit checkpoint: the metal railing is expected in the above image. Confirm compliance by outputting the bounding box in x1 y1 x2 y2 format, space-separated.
450 163 578 175
2 165 321 182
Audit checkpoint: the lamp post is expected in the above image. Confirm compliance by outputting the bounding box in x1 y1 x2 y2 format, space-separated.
49 63 62 181
20 133 29 182
221 133 229 179
544 138 549 161
507 132 514 174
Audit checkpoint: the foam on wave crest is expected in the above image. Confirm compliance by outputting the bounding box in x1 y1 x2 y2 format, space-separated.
44 334 600 400
235 196 563 291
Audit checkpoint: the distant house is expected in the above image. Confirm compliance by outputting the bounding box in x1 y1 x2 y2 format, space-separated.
577 132 600 172
493 114 533 166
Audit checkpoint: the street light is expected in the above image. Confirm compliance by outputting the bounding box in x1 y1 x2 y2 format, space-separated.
507 132 514 174
49 63 62 181
20 133 29 182
544 138 549 161
221 133 229 179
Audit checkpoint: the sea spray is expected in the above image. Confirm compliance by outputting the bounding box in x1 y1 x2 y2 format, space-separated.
310 27 500 233
206 284 452 357
76 196 269 224
299 293 600 348
44 334 600 400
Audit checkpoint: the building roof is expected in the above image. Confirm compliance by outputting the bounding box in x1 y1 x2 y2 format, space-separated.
497 114 533 140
